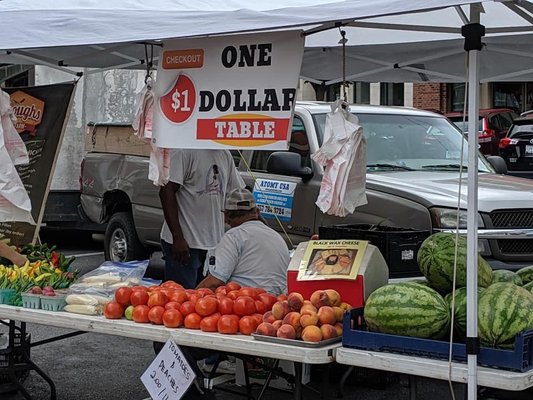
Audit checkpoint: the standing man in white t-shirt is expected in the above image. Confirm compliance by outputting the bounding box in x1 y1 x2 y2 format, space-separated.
159 149 244 288
197 188 290 296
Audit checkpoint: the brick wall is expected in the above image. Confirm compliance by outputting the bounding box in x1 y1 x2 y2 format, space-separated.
413 83 448 113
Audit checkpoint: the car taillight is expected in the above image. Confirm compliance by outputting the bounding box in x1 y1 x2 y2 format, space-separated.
499 137 519 149
478 128 495 143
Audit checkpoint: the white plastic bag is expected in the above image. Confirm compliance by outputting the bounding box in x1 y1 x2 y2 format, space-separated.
0 90 34 224
133 82 170 186
0 89 28 166
312 100 367 217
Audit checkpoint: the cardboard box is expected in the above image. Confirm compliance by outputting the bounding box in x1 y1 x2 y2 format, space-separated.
85 123 150 156
287 241 388 308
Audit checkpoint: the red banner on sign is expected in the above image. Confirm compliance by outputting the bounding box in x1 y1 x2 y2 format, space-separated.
196 117 290 141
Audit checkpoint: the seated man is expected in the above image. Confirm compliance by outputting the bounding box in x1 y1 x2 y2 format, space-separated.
197 188 290 296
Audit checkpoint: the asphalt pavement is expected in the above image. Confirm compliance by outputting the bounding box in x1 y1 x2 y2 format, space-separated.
1 229 532 400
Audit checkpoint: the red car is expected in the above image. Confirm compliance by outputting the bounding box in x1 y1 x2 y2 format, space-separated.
445 108 518 155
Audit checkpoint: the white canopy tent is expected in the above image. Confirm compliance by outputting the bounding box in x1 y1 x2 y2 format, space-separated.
0 2 532 399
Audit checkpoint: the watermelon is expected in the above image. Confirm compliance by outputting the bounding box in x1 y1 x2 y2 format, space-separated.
516 266 533 285
417 232 493 293
491 269 522 286
444 287 484 340
478 282 533 348
364 282 450 339
523 281 533 293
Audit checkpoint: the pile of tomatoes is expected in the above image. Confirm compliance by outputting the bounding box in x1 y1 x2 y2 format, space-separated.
103 280 283 335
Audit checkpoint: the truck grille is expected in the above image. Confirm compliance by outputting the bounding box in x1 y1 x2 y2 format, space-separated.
490 210 533 228
489 210 533 258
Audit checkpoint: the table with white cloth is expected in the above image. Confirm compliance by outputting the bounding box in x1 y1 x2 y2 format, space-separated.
0 304 339 400
336 346 533 399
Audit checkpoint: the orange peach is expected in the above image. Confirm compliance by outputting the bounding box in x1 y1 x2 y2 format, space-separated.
272 319 283 330
300 311 319 328
334 322 343 337
262 311 277 324
325 289 342 306
339 302 353 311
276 324 296 339
300 303 318 316
301 325 323 343
271 301 290 320
256 322 277 337
310 290 331 308
287 292 304 312
317 306 336 326
320 324 337 340
333 306 345 323
282 311 302 331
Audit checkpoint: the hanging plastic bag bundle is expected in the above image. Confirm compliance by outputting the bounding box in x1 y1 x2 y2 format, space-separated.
312 100 367 217
132 75 170 186
0 88 34 224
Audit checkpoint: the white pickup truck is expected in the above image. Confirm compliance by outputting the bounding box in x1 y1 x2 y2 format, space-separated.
80 101 533 277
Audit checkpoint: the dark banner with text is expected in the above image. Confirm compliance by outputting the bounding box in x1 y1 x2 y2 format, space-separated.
0 82 76 246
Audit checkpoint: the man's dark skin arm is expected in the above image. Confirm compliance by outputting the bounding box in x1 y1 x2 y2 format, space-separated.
197 274 226 292
159 181 190 264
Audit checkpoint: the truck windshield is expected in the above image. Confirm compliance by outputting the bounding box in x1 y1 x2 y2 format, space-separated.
311 112 492 172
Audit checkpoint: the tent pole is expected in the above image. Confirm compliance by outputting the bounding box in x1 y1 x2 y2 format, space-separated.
464 5 484 400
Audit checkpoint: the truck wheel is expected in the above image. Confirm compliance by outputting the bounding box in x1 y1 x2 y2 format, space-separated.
104 212 149 262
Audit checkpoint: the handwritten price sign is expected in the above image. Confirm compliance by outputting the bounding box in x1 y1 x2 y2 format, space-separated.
159 74 196 124
141 339 196 400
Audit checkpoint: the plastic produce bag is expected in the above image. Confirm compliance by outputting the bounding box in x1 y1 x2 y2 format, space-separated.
312 100 367 217
132 81 170 186
0 89 28 166
65 260 150 315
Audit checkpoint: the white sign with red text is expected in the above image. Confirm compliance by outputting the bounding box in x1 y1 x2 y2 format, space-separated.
152 31 304 150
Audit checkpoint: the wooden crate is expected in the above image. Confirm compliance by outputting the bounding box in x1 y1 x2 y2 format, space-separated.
85 123 150 156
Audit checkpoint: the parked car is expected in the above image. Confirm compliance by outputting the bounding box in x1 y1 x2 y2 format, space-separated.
499 116 533 179
445 108 518 156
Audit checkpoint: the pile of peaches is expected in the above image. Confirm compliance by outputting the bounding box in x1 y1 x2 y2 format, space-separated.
255 289 352 343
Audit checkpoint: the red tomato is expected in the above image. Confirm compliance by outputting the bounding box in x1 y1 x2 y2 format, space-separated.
215 286 227 296
277 293 288 302
162 309 183 328
239 315 259 335
184 312 202 329
147 291 168 308
233 296 256 316
132 305 150 323
188 293 202 304
195 297 218 317
251 313 264 327
148 305 165 325
257 293 278 310
226 281 241 292
254 300 267 314
218 297 234 315
200 313 221 332
169 290 188 304
161 280 183 290
130 290 149 306
114 287 132 307
217 314 240 334
103 301 124 319
226 290 240 301
238 287 258 299
131 285 148 292
179 301 196 316
147 285 161 293
197 288 214 297
255 288 266 295
165 301 182 311
160 288 175 298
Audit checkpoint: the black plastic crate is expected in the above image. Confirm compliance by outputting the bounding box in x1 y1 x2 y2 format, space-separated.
342 308 533 372
319 224 430 278
0 333 31 391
